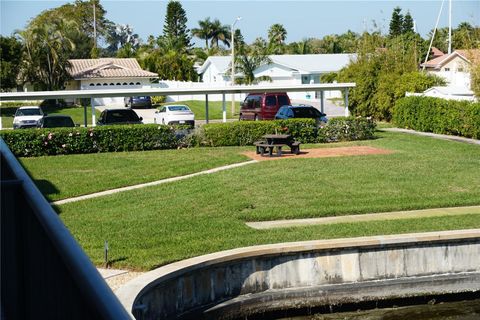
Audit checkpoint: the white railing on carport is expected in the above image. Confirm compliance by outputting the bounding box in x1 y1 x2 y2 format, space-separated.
0 83 355 127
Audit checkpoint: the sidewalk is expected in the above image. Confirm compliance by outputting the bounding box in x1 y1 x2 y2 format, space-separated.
246 205 480 230
383 128 480 146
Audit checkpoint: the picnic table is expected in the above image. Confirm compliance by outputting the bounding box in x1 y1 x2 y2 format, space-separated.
254 134 301 157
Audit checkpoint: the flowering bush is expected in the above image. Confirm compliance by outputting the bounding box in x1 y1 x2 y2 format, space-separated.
1 124 178 157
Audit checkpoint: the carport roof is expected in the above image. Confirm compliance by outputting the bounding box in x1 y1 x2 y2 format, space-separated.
68 58 158 80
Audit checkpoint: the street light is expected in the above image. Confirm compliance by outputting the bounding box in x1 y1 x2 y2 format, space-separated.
231 16 242 116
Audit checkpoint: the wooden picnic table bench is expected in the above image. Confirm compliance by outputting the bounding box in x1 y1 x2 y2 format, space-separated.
254 134 301 157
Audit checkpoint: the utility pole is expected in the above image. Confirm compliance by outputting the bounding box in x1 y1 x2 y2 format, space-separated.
93 1 97 51
231 17 241 117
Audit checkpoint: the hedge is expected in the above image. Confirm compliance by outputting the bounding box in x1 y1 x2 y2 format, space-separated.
200 117 376 147
393 96 480 139
1 124 178 157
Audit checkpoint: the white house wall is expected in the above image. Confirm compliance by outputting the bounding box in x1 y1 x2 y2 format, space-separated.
428 56 471 89
81 79 151 107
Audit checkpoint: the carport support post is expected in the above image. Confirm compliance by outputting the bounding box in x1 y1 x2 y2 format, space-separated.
83 104 87 127
91 97 96 127
344 88 350 117
319 91 324 114
205 94 209 124
222 93 226 123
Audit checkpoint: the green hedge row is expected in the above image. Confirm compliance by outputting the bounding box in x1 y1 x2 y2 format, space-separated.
1 125 178 157
393 96 480 139
200 117 376 147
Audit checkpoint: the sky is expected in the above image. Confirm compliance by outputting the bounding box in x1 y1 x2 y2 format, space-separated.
1 0 479 46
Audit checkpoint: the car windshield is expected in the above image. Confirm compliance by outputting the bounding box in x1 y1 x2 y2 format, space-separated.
106 110 140 123
292 107 321 118
168 106 190 112
16 108 42 116
43 117 74 128
277 95 289 106
133 96 150 100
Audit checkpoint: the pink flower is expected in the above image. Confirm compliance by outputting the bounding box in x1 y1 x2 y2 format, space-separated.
47 133 53 140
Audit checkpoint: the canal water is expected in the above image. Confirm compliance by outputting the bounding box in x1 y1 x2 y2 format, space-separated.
279 299 480 320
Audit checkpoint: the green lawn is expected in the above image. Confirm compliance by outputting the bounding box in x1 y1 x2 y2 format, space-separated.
45 131 480 270
20 147 249 201
160 100 241 120
0 103 100 128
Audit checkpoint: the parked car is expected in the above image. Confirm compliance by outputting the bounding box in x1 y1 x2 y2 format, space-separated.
37 115 76 128
154 105 195 127
239 92 290 121
275 105 328 124
97 109 143 126
124 96 152 108
13 106 44 129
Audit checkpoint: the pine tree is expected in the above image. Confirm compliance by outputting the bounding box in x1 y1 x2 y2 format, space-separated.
163 0 191 49
389 7 404 37
403 11 414 34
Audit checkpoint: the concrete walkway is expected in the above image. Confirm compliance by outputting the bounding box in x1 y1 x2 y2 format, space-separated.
383 128 480 145
246 205 480 230
53 160 257 205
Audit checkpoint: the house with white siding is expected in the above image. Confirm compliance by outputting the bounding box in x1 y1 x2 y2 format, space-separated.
197 54 356 100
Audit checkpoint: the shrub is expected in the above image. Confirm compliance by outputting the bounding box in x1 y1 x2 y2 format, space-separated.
201 118 376 147
151 96 167 105
1 124 178 157
393 96 480 139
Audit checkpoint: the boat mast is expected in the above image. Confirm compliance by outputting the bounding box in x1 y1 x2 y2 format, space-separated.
448 0 452 54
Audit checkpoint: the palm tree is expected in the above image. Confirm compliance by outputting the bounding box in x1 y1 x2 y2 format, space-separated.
191 17 213 49
267 23 287 54
210 19 231 48
18 18 77 90
234 53 271 85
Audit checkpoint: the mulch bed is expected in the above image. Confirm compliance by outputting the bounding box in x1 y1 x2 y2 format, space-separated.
243 146 393 161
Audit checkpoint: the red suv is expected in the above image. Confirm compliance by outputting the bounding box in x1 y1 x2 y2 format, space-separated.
239 92 290 120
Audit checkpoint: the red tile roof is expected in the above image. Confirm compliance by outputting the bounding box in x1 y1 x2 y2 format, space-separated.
68 58 158 79
420 49 479 69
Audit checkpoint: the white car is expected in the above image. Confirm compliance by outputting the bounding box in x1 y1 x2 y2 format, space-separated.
13 106 44 129
154 105 195 127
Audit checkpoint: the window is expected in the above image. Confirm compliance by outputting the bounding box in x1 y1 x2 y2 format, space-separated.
265 95 276 107
109 83 114 86
89 83 94 86
96 83 102 86
444 68 450 71
458 68 464 72
277 95 289 107
136 82 141 85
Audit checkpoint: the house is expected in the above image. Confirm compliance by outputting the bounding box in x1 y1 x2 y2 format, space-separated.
197 54 356 100
420 49 479 89
406 86 475 101
66 58 158 106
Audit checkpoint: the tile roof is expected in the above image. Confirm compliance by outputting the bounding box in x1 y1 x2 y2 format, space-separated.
421 49 479 69
68 58 158 79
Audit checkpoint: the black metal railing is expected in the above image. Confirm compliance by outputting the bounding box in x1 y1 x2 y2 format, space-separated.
1 138 131 319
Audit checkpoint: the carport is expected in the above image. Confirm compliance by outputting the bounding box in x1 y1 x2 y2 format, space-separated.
0 83 355 127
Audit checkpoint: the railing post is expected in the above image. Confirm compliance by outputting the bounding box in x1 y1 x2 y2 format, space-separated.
222 93 226 123
344 89 350 117
205 94 209 124
320 91 325 114
91 97 96 127
83 104 88 127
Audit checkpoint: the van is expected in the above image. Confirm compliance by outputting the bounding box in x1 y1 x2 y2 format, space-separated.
239 92 290 120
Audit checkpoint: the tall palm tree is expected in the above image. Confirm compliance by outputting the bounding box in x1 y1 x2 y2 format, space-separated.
267 23 287 54
210 19 231 48
191 17 213 49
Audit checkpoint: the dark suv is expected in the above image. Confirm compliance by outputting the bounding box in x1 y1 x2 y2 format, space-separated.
239 92 290 121
124 96 152 109
97 109 143 126
275 105 328 123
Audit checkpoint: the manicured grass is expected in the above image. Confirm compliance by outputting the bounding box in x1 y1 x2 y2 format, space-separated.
20 147 250 201
52 131 480 270
160 100 241 120
0 103 100 128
